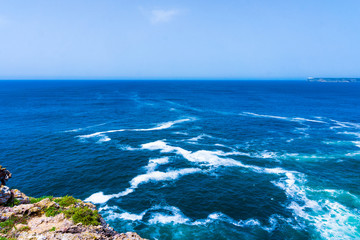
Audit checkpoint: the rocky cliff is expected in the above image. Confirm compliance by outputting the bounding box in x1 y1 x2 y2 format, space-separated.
0 186 146 240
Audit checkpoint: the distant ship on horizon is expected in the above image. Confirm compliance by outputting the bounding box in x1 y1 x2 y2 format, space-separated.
307 77 359 82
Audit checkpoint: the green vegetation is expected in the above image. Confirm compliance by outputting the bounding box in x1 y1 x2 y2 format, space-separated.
30 196 53 204
44 206 61 217
0 216 27 234
49 227 56 232
54 195 77 207
0 237 17 240
4 198 21 207
64 206 100 226
19 225 30 231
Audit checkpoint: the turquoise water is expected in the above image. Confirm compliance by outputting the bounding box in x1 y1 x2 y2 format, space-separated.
1 80 360 239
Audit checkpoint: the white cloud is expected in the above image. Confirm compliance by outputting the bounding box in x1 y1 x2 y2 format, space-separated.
150 9 179 24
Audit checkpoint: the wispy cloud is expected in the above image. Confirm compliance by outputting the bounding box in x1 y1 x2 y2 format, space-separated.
150 9 179 24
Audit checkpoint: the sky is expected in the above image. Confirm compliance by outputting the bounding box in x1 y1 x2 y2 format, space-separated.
0 0 359 80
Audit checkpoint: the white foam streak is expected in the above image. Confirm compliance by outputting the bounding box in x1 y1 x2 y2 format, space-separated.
331 120 360 129
78 118 192 139
240 112 326 124
86 168 200 204
130 168 201 189
101 204 284 232
64 122 108 133
141 140 288 174
187 134 213 142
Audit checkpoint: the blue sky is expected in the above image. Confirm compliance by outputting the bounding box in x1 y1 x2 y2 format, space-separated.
0 0 359 80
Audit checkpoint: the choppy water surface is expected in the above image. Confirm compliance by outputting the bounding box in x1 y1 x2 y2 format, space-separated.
1 80 360 239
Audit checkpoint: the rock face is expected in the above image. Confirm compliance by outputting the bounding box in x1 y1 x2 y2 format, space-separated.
0 186 31 205
0 190 146 240
0 186 11 204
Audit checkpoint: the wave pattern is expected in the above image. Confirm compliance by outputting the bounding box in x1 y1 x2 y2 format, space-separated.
5 81 360 240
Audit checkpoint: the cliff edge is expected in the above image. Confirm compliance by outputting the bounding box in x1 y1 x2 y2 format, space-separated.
0 186 146 240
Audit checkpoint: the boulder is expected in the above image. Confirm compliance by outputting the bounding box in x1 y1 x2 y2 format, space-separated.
11 189 30 204
34 198 57 209
0 185 11 204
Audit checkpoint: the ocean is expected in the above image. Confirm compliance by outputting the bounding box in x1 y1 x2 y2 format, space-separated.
1 80 360 239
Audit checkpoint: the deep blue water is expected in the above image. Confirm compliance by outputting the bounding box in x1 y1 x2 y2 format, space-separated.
1 80 360 239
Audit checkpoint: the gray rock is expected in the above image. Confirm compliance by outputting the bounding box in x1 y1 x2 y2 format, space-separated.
0 185 11 204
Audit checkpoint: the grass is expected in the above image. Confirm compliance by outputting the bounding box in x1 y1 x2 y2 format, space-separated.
0 216 27 234
64 206 100 226
0 237 17 240
29 196 53 204
49 227 56 232
54 195 77 207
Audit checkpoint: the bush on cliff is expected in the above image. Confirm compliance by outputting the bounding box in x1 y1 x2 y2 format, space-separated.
44 206 61 217
64 206 100 226
54 195 77 207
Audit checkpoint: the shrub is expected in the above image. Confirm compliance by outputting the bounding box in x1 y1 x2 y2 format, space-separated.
44 206 61 217
30 196 53 204
49 227 56 232
54 196 77 207
64 206 100 226
0 216 27 234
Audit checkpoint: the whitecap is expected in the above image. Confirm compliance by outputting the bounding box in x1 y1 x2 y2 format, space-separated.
86 167 202 204
97 135 111 143
117 144 139 151
253 151 278 159
144 157 170 172
187 134 214 142
85 192 114 204
148 206 190 224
